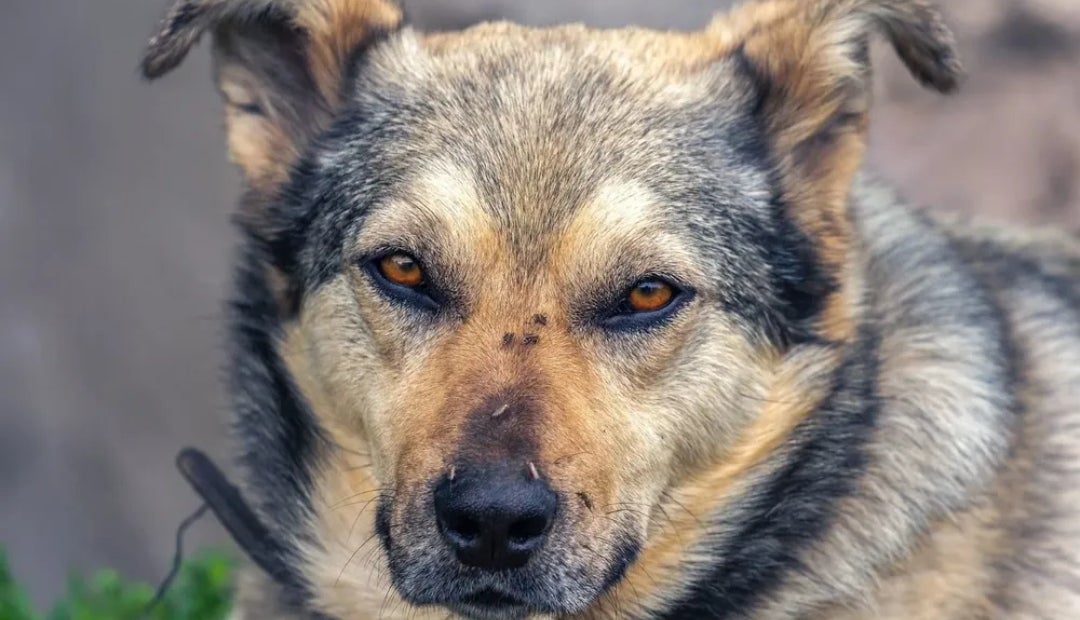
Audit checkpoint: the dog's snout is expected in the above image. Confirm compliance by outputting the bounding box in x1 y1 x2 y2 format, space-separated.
434 464 557 571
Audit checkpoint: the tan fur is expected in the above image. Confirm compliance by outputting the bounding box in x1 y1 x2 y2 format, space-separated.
293 0 403 105
580 345 843 619
820 500 1006 620
219 81 301 191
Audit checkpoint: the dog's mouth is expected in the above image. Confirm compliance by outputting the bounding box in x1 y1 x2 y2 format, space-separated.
447 588 532 619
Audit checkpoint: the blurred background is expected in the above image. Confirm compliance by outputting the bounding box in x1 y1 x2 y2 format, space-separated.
0 0 1077 609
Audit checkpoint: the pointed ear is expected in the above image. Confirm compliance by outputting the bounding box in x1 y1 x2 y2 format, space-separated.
141 0 403 215
710 0 962 339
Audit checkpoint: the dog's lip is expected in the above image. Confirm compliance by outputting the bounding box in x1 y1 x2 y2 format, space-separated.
456 587 526 608
444 588 536 620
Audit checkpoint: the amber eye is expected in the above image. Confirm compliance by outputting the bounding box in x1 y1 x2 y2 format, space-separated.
377 253 424 288
627 279 675 313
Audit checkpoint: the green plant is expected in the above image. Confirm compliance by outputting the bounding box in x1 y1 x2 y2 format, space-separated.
0 548 233 620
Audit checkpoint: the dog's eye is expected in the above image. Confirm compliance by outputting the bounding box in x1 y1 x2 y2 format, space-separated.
377 253 424 288
627 280 675 313
599 276 690 331
364 251 440 311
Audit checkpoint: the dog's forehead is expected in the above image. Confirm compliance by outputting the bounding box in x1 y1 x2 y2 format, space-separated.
419 21 725 68
329 24 764 262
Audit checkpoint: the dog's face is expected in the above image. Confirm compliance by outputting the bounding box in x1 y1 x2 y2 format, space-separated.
297 30 791 617
144 1 960 617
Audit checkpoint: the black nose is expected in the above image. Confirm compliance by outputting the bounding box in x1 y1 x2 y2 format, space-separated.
433 463 557 570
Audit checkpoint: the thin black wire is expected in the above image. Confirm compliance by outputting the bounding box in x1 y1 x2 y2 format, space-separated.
143 502 211 616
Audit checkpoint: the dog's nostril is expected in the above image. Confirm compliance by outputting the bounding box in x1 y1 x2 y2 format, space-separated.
442 513 481 542
508 514 549 544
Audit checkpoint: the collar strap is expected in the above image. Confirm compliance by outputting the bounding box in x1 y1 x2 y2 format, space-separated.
176 448 295 588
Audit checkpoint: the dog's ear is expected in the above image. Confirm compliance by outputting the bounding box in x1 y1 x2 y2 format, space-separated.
710 0 962 339
142 0 403 205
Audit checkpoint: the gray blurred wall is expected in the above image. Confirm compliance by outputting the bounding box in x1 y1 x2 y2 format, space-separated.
0 0 1076 608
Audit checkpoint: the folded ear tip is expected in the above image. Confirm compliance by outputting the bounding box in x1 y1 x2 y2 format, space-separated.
925 73 961 95
140 0 211 79
937 63 965 94
931 21 965 94
888 5 965 95
141 29 203 80
141 47 182 80
910 52 964 93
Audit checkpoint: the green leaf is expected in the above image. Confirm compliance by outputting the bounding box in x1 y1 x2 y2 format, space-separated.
0 546 235 620
0 551 40 620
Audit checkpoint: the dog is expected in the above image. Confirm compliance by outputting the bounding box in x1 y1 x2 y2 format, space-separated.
141 0 1080 618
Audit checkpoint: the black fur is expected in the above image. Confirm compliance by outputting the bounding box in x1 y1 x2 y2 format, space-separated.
227 246 326 612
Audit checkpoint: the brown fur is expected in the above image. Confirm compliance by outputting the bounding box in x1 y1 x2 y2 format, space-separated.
293 0 403 104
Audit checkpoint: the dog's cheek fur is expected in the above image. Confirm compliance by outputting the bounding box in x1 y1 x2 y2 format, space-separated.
274 277 433 616
575 343 844 619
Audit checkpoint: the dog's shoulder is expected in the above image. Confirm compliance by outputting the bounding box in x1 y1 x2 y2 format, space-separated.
846 178 1080 619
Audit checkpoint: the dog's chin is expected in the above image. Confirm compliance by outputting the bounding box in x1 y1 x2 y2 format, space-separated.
386 538 640 619
392 566 586 619
444 589 538 620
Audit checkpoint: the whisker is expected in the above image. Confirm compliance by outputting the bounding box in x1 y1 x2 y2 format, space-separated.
326 437 372 459
660 490 703 527
603 500 678 535
378 581 397 620
348 492 390 543
329 487 394 511
337 534 375 586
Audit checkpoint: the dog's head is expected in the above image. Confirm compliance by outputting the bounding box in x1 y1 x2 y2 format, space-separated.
144 1 960 617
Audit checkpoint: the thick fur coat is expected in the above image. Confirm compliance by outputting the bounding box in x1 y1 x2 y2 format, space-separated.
142 1 1080 618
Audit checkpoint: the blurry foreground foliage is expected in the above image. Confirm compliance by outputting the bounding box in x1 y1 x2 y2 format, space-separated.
0 548 233 620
